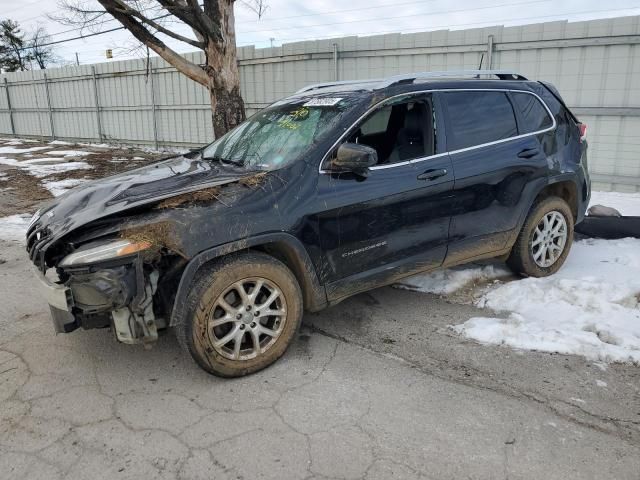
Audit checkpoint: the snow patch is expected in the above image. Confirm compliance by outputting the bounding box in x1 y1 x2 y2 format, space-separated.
24 162 92 178
42 178 88 197
451 238 640 363
0 156 92 177
0 214 31 242
46 150 94 157
588 191 640 216
595 380 607 387
395 264 511 295
0 145 51 154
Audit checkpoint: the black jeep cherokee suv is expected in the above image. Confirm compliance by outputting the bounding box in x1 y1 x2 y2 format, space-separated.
28 70 590 377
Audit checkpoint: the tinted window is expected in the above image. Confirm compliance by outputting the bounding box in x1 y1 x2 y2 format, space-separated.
511 92 553 133
443 92 517 150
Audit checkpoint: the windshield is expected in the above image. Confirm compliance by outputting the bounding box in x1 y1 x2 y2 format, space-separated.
202 95 362 170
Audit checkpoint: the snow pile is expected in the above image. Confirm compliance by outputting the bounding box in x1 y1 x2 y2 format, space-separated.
395 264 511 295
452 238 640 363
0 214 31 242
588 191 640 216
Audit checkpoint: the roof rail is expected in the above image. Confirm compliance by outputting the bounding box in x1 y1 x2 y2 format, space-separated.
295 78 383 94
294 70 528 94
378 70 528 88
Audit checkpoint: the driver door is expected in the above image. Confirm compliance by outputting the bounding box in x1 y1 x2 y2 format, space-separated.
314 93 454 301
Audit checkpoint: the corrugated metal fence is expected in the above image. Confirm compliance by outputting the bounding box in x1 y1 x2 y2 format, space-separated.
1 15 639 192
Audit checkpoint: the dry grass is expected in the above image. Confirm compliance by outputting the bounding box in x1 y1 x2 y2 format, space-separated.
154 186 222 209
120 221 186 258
238 172 268 188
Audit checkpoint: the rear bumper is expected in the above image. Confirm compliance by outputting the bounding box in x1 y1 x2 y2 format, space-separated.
34 269 79 333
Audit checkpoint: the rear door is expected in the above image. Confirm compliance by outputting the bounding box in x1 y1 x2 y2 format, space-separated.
440 89 553 265
314 93 454 301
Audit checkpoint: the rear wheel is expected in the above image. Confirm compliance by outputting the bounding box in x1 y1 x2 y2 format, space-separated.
507 196 574 277
176 252 303 377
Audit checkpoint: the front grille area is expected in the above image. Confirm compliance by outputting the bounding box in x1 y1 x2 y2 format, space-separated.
26 224 51 271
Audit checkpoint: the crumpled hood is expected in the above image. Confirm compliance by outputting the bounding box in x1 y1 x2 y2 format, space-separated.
30 153 247 242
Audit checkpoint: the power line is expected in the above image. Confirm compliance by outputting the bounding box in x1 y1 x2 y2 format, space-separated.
14 0 550 51
23 0 436 39
236 0 550 35
15 11 175 51
20 3 640 55
239 6 640 46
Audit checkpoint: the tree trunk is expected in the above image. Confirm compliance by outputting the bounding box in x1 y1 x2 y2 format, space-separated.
205 1 245 139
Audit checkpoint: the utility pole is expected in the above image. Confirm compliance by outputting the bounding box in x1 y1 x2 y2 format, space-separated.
75 52 80 66
270 38 275 48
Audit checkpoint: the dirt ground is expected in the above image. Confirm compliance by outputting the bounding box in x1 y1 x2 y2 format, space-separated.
0 138 164 216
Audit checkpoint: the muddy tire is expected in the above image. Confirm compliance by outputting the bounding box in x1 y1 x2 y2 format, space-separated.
507 196 574 277
176 252 303 377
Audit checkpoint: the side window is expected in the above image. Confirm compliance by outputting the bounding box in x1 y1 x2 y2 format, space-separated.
346 97 436 166
443 92 517 151
510 92 553 133
360 106 391 135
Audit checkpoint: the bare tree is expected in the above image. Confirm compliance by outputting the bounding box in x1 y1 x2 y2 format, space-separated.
241 0 268 19
29 26 60 69
55 0 263 138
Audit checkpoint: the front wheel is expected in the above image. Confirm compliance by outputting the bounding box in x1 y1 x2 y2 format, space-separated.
176 252 303 377
507 196 574 277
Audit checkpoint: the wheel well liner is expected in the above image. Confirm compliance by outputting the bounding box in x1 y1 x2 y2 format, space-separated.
169 233 327 327
535 179 578 220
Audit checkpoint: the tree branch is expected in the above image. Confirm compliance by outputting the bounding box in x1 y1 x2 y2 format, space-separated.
155 0 204 33
114 2 204 47
97 0 209 86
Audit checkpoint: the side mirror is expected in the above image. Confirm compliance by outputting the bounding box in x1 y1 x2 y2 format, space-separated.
329 143 378 176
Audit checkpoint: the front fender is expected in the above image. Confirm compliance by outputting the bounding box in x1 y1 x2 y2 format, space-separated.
169 232 327 327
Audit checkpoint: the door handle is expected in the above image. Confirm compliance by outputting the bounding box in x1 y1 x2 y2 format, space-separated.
417 168 448 181
517 148 540 159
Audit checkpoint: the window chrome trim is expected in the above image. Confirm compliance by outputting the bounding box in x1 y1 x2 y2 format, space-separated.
318 88 556 174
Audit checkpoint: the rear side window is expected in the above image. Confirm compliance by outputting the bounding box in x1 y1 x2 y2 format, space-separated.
443 91 517 150
510 92 553 133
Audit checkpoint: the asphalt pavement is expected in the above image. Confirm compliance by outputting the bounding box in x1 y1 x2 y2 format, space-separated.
1 238 639 480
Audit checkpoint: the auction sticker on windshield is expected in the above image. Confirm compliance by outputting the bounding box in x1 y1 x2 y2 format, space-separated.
303 98 343 107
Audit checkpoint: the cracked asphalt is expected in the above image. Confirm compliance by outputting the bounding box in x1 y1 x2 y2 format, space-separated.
1 238 639 480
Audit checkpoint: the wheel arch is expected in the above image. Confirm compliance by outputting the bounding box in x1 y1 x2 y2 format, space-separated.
535 176 580 221
169 233 327 327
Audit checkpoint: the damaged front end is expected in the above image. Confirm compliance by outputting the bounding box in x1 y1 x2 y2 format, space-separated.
30 233 167 347
25 149 260 347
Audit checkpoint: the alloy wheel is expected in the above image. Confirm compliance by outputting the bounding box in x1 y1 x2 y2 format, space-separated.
531 210 568 268
206 277 287 360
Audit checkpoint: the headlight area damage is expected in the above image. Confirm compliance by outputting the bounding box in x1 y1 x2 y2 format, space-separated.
28 164 270 349
33 229 179 348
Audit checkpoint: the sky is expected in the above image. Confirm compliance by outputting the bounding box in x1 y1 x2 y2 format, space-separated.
2 0 640 66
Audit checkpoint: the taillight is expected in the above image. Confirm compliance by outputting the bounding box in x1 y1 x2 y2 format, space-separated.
578 123 587 143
